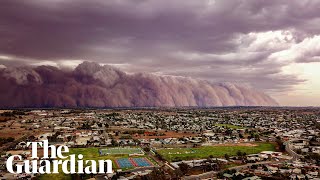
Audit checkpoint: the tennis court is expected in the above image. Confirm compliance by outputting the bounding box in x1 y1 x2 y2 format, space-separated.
115 158 134 168
132 158 152 167
115 157 153 168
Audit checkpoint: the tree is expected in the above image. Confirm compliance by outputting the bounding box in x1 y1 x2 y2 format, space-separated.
224 153 230 161
296 149 302 154
67 136 73 142
239 133 244 139
111 139 118 146
178 162 190 175
143 147 150 152
276 138 286 152
173 168 184 178
237 150 243 157
254 134 260 141
147 168 166 180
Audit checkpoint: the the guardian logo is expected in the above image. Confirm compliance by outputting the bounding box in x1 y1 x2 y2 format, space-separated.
6 140 112 174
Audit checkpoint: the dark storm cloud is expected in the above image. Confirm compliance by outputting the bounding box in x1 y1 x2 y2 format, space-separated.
0 0 319 92
0 61 278 107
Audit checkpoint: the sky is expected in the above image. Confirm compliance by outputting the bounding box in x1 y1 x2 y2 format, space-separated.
0 0 320 106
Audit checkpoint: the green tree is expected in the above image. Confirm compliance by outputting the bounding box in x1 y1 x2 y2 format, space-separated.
178 162 190 175
143 147 150 152
224 153 230 161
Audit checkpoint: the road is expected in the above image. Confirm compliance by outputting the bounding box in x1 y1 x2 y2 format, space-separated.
284 140 303 161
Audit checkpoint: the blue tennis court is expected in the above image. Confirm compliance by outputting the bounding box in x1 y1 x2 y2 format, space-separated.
116 158 134 168
132 158 152 167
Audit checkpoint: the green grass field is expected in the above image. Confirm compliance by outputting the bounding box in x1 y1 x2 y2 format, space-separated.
157 142 275 162
215 124 245 129
99 147 143 155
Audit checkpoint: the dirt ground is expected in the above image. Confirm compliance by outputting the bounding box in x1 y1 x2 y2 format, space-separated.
0 128 32 139
0 120 38 139
0 116 12 122
6 149 48 157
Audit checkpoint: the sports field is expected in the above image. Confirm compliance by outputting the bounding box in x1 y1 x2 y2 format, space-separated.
115 157 153 168
40 147 143 180
215 124 244 129
99 147 143 155
156 142 275 162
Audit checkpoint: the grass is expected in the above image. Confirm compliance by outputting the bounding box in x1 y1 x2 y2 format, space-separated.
215 124 245 129
39 147 143 179
223 163 242 169
146 156 158 166
156 142 275 162
99 147 143 155
39 171 72 180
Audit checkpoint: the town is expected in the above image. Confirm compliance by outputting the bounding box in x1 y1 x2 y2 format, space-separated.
0 107 319 179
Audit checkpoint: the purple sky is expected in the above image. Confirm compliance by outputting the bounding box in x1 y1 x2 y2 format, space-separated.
1 0 320 106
